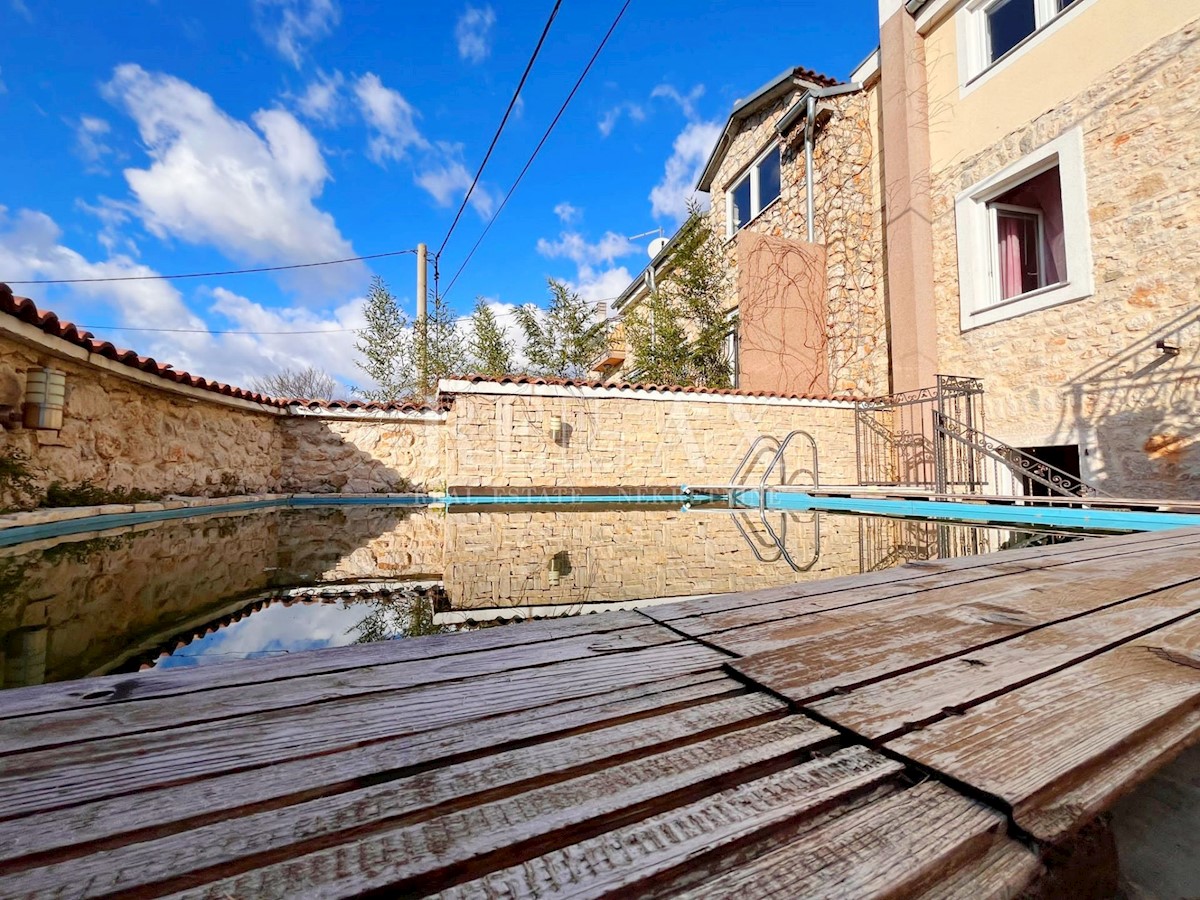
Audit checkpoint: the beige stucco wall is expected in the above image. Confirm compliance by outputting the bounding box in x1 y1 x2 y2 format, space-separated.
928 21 1200 497
923 0 1200 171
705 85 890 396
0 330 282 507
443 387 859 488
279 415 446 494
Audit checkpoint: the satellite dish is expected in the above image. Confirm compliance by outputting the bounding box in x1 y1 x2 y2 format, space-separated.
648 236 669 259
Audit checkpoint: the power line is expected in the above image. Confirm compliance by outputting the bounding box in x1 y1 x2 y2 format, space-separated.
435 0 564 260
442 0 634 300
4 249 419 286
72 326 355 336
73 297 625 338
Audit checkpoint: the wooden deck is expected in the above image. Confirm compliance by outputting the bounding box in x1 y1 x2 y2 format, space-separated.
2 527 1200 897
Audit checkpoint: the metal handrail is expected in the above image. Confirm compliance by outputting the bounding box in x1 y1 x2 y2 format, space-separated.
729 435 782 487
731 512 783 563
758 430 820 510
935 413 1111 498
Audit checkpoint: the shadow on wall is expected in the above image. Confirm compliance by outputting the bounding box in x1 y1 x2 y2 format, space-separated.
1063 306 1200 497
278 416 445 494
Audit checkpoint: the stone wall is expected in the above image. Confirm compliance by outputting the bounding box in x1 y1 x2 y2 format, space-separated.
705 84 890 396
443 385 859 489
0 330 281 507
279 414 446 494
929 22 1200 498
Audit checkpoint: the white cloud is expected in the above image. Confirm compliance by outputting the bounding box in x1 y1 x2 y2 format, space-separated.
455 5 496 64
414 142 495 218
0 206 365 394
650 120 721 222
0 66 7 95
553 202 580 224
10 0 31 22
73 116 118 172
354 72 428 164
74 197 139 256
254 0 340 68
103 64 362 297
597 102 645 138
651 83 705 120
570 265 634 303
536 231 637 268
293 70 346 125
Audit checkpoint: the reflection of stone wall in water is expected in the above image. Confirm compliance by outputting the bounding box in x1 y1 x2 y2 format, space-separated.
442 509 864 611
0 506 445 687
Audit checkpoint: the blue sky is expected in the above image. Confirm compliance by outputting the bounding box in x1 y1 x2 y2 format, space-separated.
0 0 878 392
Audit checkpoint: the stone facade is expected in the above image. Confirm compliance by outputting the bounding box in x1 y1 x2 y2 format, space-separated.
704 85 890 396
443 386 859 489
929 22 1200 498
0 330 281 507
279 415 446 494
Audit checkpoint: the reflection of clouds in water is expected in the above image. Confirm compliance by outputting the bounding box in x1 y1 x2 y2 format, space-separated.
155 602 377 669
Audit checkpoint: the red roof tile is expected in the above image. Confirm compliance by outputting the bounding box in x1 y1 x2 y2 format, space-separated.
0 284 436 412
448 373 868 403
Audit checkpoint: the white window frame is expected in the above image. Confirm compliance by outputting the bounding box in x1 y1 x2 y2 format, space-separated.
726 142 782 238
956 0 1098 94
988 202 1049 305
955 127 1093 331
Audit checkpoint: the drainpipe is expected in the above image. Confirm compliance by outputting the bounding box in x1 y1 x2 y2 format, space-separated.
804 93 817 243
775 82 862 245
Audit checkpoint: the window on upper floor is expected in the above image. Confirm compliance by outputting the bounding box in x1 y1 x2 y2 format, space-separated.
960 0 1090 86
727 144 781 237
955 128 1093 329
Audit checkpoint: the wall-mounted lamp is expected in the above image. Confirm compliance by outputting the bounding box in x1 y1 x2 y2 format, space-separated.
23 367 66 430
1156 339 1181 357
546 414 571 447
547 550 572 586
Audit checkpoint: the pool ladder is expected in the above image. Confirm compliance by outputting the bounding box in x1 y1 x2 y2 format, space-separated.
723 431 821 572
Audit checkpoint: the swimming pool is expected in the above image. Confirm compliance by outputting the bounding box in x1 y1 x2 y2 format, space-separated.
0 497 1132 689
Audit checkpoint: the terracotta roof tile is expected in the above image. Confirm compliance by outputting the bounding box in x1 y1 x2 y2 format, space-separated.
0 283 438 412
448 373 869 403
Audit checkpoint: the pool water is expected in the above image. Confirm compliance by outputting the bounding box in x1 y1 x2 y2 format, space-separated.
0 503 1123 688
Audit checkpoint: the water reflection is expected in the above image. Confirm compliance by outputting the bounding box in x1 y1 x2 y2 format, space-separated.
0 504 1103 688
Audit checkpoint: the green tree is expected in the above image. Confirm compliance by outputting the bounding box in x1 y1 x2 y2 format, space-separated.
468 298 515 376
515 279 610 379
352 276 411 402
621 209 735 387
623 289 691 385
352 277 468 401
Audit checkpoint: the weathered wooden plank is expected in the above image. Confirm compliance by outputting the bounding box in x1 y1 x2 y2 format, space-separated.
725 555 1200 701
437 745 904 900
0 624 687 755
643 528 1200 626
912 838 1044 900
887 616 1200 842
0 610 653 721
812 590 1200 740
0 641 728 820
0 671 739 867
0 693 790 896
673 782 1014 899
159 717 839 900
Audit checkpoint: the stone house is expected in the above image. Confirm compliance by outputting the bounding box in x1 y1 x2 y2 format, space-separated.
604 66 890 399
609 0 1200 498
869 0 1200 497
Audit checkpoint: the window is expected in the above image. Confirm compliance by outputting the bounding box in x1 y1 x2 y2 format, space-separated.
727 144 782 236
955 128 1093 329
959 0 1094 85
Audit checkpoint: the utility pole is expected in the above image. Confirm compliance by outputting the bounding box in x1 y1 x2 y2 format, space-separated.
416 243 428 394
